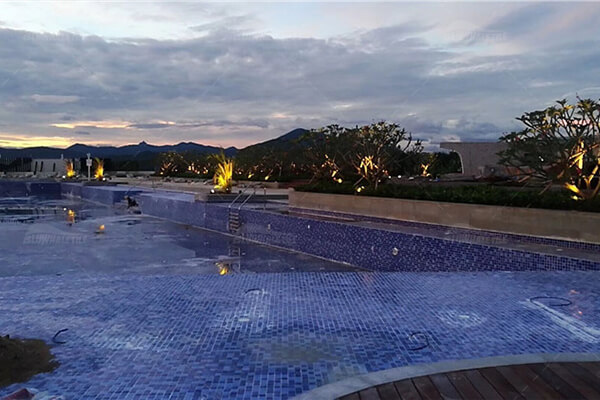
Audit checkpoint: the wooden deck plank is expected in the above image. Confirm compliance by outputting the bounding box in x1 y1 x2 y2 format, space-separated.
336 362 600 400
445 371 483 400
393 379 422 400
428 373 462 400
548 363 600 400
496 365 545 400
479 367 525 400
412 376 443 400
376 383 402 400
510 365 563 399
529 363 585 399
577 362 600 382
563 363 600 395
359 387 381 400
464 370 503 400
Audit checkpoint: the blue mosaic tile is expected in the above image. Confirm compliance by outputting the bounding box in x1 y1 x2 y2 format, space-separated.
1 271 600 399
130 189 600 272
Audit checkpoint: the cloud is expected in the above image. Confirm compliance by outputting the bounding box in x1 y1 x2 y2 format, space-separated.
0 2 599 149
189 15 256 36
31 94 80 104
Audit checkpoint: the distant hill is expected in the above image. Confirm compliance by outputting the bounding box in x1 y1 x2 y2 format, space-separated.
0 129 311 172
0 141 238 159
239 128 310 152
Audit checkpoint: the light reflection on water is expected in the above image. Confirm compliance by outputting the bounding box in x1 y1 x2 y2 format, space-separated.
0 196 361 277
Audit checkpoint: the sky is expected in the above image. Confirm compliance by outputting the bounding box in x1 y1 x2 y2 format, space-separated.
0 1 599 149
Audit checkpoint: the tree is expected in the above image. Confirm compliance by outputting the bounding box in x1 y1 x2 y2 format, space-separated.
300 125 353 183
157 151 187 176
347 122 422 190
499 98 600 200
302 122 422 190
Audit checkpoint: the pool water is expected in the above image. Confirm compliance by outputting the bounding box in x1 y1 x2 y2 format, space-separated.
0 196 362 277
2 193 600 400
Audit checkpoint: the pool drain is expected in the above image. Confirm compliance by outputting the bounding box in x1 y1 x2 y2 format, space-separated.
407 331 429 351
52 329 69 345
245 288 265 295
529 296 571 307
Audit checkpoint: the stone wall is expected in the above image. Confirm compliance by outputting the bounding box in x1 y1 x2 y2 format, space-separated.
289 190 600 244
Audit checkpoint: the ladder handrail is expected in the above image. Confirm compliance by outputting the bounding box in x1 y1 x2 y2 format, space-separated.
238 187 256 211
228 187 249 209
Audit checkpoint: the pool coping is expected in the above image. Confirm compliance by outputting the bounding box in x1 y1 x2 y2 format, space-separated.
291 352 600 400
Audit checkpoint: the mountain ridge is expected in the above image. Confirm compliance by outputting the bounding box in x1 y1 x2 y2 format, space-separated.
0 128 311 159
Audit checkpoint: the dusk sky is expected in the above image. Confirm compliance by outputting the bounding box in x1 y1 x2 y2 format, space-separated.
0 1 599 149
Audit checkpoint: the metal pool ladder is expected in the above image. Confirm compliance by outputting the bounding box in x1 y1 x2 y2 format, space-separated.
227 187 255 234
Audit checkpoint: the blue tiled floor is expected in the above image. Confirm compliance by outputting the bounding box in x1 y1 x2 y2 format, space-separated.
1 271 600 399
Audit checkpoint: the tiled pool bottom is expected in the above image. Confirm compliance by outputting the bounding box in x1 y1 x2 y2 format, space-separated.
2 271 600 399
0 196 360 276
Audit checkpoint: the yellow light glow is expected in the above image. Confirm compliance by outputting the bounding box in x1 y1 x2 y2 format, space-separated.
213 155 233 192
99 224 105 231
67 209 75 224
216 262 229 275
564 183 582 197
359 156 376 175
65 160 75 178
94 158 104 180
264 175 270 181
421 163 431 177
247 173 254 179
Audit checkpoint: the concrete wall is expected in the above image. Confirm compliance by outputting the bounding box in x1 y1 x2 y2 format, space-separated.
289 190 600 244
440 142 508 177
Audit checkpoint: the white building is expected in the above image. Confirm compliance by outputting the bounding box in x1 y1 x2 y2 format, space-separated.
31 157 80 177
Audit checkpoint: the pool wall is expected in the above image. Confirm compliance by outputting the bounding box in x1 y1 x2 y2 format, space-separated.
0 180 61 197
61 182 148 205
134 189 600 272
3 180 598 272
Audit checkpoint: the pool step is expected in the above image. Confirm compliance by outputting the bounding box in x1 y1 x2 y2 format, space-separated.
228 209 241 233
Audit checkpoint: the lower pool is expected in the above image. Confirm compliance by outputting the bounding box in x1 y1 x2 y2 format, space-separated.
0 196 361 277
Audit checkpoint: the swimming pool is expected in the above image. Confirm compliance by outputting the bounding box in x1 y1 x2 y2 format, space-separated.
0 196 362 277
1 184 600 399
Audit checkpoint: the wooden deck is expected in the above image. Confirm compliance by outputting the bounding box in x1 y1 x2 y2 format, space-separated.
338 362 600 400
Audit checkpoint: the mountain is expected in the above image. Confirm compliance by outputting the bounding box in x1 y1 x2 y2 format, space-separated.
0 141 237 159
0 128 310 163
239 128 310 152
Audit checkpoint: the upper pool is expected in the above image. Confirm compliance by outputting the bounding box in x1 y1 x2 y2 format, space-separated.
0 195 362 277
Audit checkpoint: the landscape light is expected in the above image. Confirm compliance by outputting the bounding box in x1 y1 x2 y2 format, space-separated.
94 158 104 180
65 160 75 178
